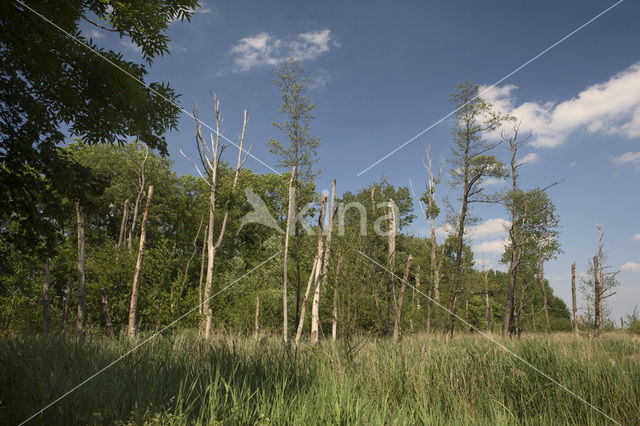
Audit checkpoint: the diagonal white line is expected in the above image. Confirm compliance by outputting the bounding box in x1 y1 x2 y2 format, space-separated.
14 0 282 176
356 0 624 176
356 249 621 425
19 250 282 425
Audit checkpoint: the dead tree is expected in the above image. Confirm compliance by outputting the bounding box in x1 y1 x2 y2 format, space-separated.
571 262 578 333
127 185 153 338
295 194 327 347
392 255 414 343
332 254 342 342
101 288 115 337
61 277 73 333
502 122 531 337
282 166 296 343
386 199 397 336
42 257 51 336
423 148 444 303
593 255 601 336
172 217 204 315
75 201 86 336
312 180 336 345
198 225 208 315
182 98 252 338
128 143 149 250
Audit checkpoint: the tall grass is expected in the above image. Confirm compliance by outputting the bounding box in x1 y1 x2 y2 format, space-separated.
0 331 637 425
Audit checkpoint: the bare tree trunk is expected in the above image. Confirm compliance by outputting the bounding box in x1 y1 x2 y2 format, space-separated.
201 105 251 339
42 257 50 336
332 254 342 342
173 217 203 315
311 180 336 346
101 288 115 337
128 144 149 250
128 185 153 338
593 255 601 337
198 225 208 316
387 199 397 337
118 199 129 249
392 255 413 343
311 194 329 346
296 195 327 347
539 249 550 334
295 257 319 347
282 166 296 343
76 201 86 336
254 296 260 341
61 277 73 333
571 262 578 334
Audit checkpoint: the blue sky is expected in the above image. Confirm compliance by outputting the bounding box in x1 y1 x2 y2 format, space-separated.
81 0 640 319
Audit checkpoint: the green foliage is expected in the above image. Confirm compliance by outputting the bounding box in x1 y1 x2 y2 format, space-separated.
1 333 638 424
0 0 196 258
267 58 320 182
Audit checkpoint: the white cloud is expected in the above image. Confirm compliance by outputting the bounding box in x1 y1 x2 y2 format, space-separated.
308 68 331 90
481 62 640 147
473 239 508 254
229 29 332 72
611 152 640 169
633 233 640 241
199 7 212 14
468 218 510 239
481 176 506 186
517 152 538 166
569 161 576 167
621 262 640 272
89 29 104 39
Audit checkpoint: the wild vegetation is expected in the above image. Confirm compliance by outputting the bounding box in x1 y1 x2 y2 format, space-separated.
1 332 638 425
1 1 637 424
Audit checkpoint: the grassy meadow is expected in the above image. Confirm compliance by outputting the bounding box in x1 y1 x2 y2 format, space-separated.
0 331 638 425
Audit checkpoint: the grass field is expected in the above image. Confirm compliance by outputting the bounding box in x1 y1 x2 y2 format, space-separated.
1 331 638 425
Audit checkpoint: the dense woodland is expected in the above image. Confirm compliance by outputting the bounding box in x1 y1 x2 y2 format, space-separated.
0 0 625 341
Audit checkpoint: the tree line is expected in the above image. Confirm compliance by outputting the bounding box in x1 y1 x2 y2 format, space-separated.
0 2 620 341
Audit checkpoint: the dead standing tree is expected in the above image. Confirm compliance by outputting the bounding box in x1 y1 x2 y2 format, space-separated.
295 194 327 347
501 121 532 337
127 142 150 250
591 225 618 336
127 185 153 338
392 255 413 343
312 180 336 346
386 199 397 337
183 97 252 339
410 148 445 332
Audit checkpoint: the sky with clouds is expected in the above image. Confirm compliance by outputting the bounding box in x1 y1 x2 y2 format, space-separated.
80 0 640 319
